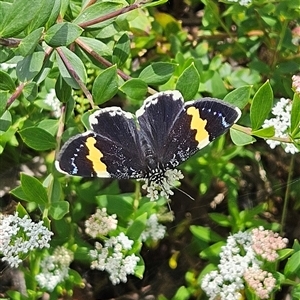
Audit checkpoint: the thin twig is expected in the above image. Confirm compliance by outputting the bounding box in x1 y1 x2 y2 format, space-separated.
6 82 25 109
56 47 95 108
78 2 141 28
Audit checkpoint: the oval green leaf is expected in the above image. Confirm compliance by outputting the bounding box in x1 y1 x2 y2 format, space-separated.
126 213 147 241
0 71 15 92
230 128 256 146
0 0 40 37
112 33 130 67
49 201 70 220
291 93 300 138
23 82 38 101
45 23 83 47
20 173 48 204
92 65 118 105
139 62 176 85
250 81 273 130
19 127 56 151
16 50 45 82
176 62 200 100
224 85 252 109
17 27 44 56
119 78 147 100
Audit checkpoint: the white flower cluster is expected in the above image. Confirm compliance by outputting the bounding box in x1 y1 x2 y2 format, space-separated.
44 88 61 118
262 97 299 154
0 213 53 268
226 0 252 6
201 231 259 300
141 214 166 242
142 169 184 201
85 208 118 238
89 233 140 285
201 229 283 299
35 246 74 292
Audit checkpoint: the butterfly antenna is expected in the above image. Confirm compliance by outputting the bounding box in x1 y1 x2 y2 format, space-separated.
174 187 194 201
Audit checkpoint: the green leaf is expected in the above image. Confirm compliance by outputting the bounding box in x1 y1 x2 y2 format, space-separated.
142 0 168 7
19 127 56 151
20 173 48 204
230 128 256 146
208 213 231 227
26 0 54 32
190 225 223 243
200 241 225 259
92 65 118 105
0 110 12 133
23 82 38 101
172 286 190 300
73 2 123 28
291 93 300 138
56 47 87 89
46 0 61 28
112 33 130 67
199 70 227 98
126 213 147 240
0 71 15 92
38 119 59 136
77 37 112 58
16 50 45 82
17 27 44 56
10 186 28 201
284 250 300 277
224 85 252 109
96 194 133 221
139 62 176 85
250 81 273 130
55 75 72 103
45 23 83 47
119 78 148 99
251 126 275 138
0 91 8 116
49 201 70 220
0 0 41 37
176 62 200 100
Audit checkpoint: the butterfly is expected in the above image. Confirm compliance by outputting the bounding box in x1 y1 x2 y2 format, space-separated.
55 90 241 200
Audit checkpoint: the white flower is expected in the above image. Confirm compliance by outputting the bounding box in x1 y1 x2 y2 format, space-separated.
44 89 61 118
142 169 184 201
141 214 166 242
85 208 118 238
262 97 299 154
89 233 140 285
0 213 53 268
35 246 73 292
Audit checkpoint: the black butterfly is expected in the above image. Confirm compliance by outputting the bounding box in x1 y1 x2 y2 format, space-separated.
56 90 241 199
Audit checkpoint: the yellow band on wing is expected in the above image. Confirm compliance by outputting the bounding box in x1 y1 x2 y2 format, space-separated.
186 106 210 148
86 136 107 174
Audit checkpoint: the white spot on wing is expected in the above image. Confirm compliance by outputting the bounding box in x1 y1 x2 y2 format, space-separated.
89 107 133 126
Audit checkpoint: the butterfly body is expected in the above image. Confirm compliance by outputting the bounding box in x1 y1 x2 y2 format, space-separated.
56 90 241 198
